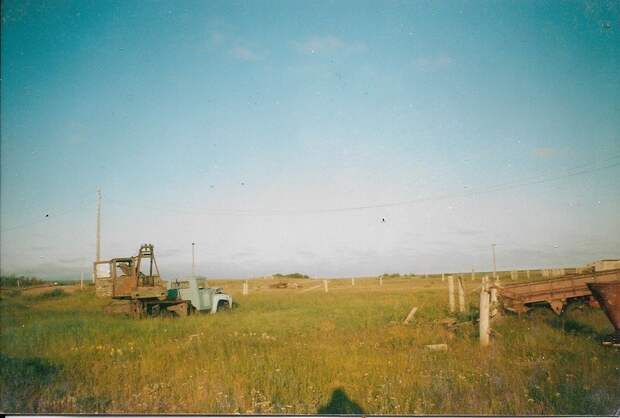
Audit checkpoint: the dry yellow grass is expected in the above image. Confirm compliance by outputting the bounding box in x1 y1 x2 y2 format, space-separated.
1 274 618 414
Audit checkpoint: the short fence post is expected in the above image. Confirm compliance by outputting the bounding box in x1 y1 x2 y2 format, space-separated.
323 279 329 293
471 268 475 281
17 279 21 288
442 272 445 282
379 276 383 286
351 277 355 286
80 272 84 289
243 280 248 295
403 306 418 324
527 270 531 279
448 275 455 313
479 284 490 346
490 286 499 318
458 276 465 313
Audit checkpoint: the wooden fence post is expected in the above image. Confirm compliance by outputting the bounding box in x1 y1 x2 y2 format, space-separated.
80 272 84 289
351 277 355 286
458 276 465 313
442 272 445 282
243 280 248 295
448 275 455 313
526 270 530 279
379 276 383 286
479 285 490 346
471 268 475 281
323 279 329 293
17 279 21 288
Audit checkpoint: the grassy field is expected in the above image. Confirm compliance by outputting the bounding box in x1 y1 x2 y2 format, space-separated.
1 274 618 414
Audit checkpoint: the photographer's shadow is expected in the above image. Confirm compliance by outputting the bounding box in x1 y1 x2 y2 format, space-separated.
318 388 365 414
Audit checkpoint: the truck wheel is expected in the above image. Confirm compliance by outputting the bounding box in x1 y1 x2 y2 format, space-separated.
217 300 230 311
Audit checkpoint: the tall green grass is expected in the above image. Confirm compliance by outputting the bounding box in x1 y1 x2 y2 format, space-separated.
0 276 618 414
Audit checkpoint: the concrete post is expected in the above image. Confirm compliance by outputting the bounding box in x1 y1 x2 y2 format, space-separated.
448 275 455 313
479 288 490 346
458 276 465 313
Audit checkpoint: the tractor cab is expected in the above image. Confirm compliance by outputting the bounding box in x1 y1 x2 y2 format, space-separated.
94 244 166 299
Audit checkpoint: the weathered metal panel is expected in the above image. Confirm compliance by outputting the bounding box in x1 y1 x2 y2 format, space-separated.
499 269 620 314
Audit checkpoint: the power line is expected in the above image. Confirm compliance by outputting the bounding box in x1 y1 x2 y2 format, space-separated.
107 155 620 217
0 195 94 233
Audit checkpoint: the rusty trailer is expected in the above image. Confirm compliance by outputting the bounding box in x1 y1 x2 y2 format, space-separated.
587 281 620 347
498 268 620 315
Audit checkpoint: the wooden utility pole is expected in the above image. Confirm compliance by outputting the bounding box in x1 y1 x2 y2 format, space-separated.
96 188 101 262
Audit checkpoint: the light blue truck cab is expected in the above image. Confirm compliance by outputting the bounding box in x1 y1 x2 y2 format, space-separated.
166 277 232 314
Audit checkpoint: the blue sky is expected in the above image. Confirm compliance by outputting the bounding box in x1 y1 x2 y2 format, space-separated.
1 0 619 279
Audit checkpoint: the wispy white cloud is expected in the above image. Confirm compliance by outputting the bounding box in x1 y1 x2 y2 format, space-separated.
415 53 453 72
229 46 261 62
293 35 367 55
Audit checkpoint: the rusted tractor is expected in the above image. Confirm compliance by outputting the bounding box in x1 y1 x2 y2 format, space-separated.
94 244 232 318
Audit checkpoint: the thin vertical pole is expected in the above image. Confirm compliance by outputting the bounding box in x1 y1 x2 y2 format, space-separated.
351 277 355 286
491 243 497 280
442 272 445 282
192 242 196 278
323 279 329 293
379 276 383 286
80 272 84 289
96 188 101 262
471 268 475 281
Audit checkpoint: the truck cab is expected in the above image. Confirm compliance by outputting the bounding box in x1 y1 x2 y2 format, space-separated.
167 277 232 314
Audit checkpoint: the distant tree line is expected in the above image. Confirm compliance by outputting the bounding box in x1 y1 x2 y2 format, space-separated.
381 273 419 278
273 273 309 279
0 274 46 288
